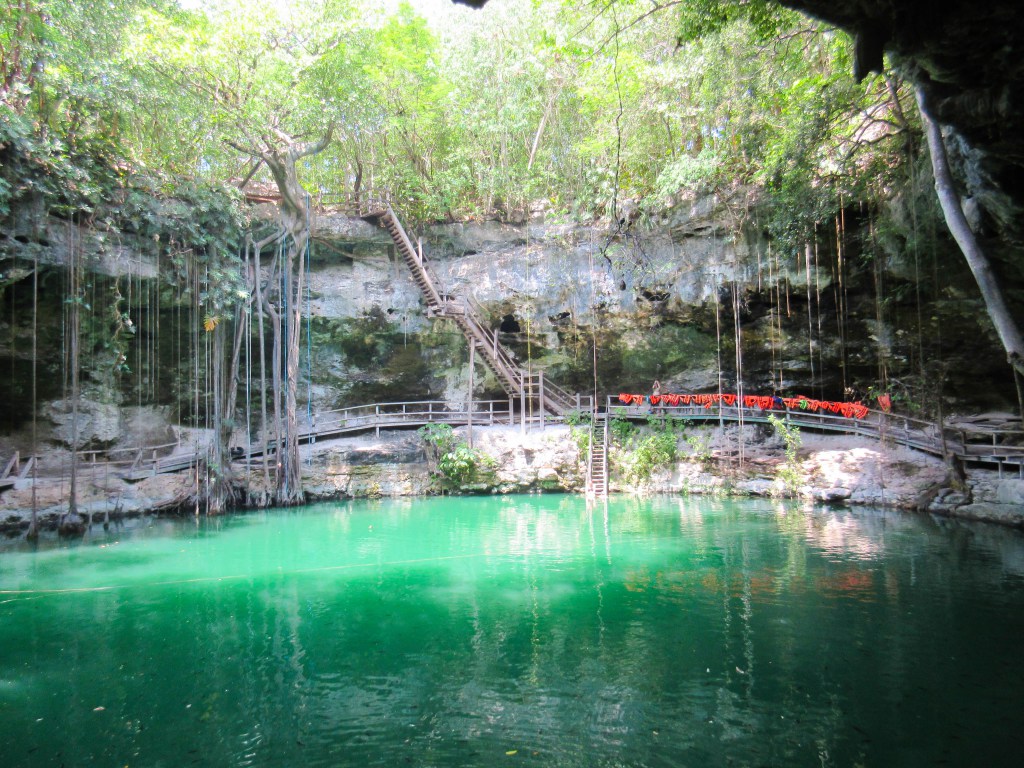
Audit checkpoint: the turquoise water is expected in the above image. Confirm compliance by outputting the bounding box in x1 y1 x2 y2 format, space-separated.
2 495 1024 767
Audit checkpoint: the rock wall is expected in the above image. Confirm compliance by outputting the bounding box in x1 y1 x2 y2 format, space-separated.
308 189 1015 411
2 186 1020 511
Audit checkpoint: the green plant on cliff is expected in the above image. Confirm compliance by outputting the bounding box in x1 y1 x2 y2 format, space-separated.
613 417 681 487
418 422 457 457
768 413 804 497
685 429 714 466
620 430 678 486
565 410 593 462
436 444 495 489
610 416 636 445
417 423 494 491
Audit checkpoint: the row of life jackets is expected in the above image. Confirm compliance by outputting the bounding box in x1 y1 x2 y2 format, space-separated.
617 392 870 420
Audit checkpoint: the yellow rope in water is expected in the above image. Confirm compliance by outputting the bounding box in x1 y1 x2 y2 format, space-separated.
0 552 488 601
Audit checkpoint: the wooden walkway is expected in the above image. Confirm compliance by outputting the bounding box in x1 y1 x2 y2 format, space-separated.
4 394 1019 489
0 452 35 491
607 396 1024 476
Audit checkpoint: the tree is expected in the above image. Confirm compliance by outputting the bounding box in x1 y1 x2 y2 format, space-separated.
915 86 1024 412
134 0 339 505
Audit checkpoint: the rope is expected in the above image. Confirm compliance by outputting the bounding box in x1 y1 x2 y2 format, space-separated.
305 193 314 447
0 552 487 602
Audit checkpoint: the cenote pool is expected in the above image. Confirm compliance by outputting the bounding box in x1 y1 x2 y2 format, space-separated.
2 495 1024 767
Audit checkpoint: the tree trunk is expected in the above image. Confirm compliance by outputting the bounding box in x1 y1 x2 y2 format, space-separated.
262 138 328 504
251 236 273 504
228 127 331 505
916 86 1024 384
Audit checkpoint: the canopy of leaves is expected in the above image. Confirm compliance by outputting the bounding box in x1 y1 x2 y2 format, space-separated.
3 0 917 237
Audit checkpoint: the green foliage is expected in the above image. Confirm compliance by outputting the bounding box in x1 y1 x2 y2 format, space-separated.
609 414 683 486
417 423 494 491
620 430 678 485
436 443 495 488
685 430 714 465
565 410 593 462
674 0 796 44
6 0 913 229
652 151 724 199
418 422 457 456
768 413 804 497
610 416 636 445
0 106 121 219
649 414 686 435
564 409 591 428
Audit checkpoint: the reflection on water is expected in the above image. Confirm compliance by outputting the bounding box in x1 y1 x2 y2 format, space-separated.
2 495 1024 767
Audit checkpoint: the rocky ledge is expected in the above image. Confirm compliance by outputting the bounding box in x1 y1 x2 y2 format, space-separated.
2 426 1022 537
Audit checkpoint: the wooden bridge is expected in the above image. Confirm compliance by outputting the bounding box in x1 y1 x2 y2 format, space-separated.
607 396 1024 473
4 395 1020 496
0 452 35 492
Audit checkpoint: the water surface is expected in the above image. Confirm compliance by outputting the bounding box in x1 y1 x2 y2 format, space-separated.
2 495 1023 767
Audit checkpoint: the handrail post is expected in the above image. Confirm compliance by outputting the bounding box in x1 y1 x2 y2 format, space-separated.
539 370 546 430
520 372 526 433
467 342 475 449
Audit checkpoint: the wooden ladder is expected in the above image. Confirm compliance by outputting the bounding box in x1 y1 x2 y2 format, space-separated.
587 413 609 497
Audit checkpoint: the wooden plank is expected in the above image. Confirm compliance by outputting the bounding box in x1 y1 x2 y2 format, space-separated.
1 452 18 480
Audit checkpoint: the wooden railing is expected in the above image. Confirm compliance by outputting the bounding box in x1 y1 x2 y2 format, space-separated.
304 399 516 441
605 396 1024 474
4 392 1021 488
0 451 36 490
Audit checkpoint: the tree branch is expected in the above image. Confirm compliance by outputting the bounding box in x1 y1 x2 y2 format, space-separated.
295 123 335 159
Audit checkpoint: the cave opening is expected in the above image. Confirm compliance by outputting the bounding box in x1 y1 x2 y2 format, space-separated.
499 314 521 333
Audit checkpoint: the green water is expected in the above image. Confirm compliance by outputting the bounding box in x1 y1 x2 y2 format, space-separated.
2 496 1024 768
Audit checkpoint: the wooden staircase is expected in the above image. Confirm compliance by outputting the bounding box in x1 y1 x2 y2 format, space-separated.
373 204 574 416
586 413 609 497
0 451 35 490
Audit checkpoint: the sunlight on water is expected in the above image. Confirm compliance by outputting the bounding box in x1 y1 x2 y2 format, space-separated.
2 495 1024 767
